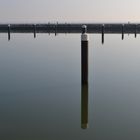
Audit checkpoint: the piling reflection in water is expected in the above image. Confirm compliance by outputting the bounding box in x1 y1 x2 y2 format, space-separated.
81 25 89 129
81 84 88 129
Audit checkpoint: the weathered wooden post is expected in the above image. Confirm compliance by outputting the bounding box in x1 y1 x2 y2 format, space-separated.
81 25 89 129
8 24 10 41
55 22 58 36
33 24 36 38
102 24 104 44
135 24 137 38
81 25 88 85
122 24 124 40
48 22 50 35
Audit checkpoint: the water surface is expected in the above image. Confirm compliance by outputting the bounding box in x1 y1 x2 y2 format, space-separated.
0 33 140 140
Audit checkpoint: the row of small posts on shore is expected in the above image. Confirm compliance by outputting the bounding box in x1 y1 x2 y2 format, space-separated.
6 24 138 43
101 24 137 44
7 23 59 41
7 24 37 40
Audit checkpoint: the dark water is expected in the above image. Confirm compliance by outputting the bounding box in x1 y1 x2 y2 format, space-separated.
0 33 140 140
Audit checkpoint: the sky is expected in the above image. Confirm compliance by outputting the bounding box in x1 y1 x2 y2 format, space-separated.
0 0 140 23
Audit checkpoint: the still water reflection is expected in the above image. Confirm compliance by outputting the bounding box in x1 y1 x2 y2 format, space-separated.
81 84 88 129
1 33 140 140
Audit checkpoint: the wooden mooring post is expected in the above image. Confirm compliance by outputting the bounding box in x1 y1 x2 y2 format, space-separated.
81 25 89 129
33 24 36 38
8 24 10 41
55 24 57 36
135 24 137 38
122 24 124 40
102 24 104 44
81 25 88 85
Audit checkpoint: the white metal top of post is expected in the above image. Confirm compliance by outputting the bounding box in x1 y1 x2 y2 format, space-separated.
81 25 89 41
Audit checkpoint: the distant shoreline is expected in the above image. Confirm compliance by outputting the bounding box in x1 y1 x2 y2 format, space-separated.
0 23 139 34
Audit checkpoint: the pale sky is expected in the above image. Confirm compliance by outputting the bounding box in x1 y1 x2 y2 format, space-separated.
0 0 140 23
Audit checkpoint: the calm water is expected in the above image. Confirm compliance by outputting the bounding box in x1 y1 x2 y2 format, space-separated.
1 33 140 140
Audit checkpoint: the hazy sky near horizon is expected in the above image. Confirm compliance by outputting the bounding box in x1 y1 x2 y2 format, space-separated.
0 0 140 22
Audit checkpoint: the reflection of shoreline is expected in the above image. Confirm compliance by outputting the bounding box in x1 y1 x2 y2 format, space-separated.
81 84 88 129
